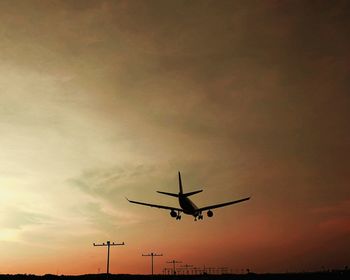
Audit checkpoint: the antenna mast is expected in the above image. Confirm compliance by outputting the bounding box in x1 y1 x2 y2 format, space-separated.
93 240 125 277
142 252 163 275
180 264 193 275
167 260 182 275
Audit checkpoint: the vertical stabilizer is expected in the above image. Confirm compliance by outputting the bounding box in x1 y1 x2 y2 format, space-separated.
178 171 183 194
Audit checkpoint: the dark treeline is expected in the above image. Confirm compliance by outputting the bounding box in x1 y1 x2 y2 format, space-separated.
0 271 349 280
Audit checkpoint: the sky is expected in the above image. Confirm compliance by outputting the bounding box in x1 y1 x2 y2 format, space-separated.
0 0 349 275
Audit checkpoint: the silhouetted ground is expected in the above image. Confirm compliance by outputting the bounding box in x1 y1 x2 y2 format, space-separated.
0 271 349 280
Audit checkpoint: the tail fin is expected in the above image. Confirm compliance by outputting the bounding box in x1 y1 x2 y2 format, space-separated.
178 171 183 194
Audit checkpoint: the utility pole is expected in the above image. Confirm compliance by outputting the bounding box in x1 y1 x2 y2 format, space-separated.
142 252 163 275
217 267 228 274
93 240 125 277
167 260 182 275
181 264 193 275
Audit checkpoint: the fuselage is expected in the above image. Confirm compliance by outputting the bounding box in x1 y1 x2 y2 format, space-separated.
179 194 199 216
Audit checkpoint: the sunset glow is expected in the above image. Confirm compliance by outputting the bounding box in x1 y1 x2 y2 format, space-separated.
0 0 349 275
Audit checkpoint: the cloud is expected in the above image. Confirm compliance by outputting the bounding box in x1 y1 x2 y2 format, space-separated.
0 0 349 274
0 207 49 230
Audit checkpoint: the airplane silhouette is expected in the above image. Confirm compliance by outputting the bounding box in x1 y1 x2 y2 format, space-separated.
127 171 250 221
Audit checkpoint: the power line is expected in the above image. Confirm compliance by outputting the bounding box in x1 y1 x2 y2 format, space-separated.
167 260 182 275
180 264 193 275
142 252 163 275
93 240 125 277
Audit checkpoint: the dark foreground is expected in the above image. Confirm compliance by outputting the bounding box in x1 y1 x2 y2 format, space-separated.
0 271 349 280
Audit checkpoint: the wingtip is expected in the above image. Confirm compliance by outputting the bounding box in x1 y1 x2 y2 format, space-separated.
125 197 130 202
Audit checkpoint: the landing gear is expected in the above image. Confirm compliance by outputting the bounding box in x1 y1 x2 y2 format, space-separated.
176 211 181 220
194 212 203 221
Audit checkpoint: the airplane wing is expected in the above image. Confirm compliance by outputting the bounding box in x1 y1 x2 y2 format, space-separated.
197 197 251 212
126 198 183 212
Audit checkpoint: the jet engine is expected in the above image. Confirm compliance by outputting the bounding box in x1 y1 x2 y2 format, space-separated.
207 210 213 217
170 210 177 218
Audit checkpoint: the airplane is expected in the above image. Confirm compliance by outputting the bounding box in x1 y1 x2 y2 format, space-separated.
126 171 250 221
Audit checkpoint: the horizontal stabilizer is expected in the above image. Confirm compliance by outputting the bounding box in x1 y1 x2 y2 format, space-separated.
126 197 182 211
157 191 179 197
184 190 203 197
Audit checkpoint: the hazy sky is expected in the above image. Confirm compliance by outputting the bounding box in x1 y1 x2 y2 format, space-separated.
0 0 349 275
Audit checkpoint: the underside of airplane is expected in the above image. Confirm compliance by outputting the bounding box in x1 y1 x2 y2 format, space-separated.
127 172 250 221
